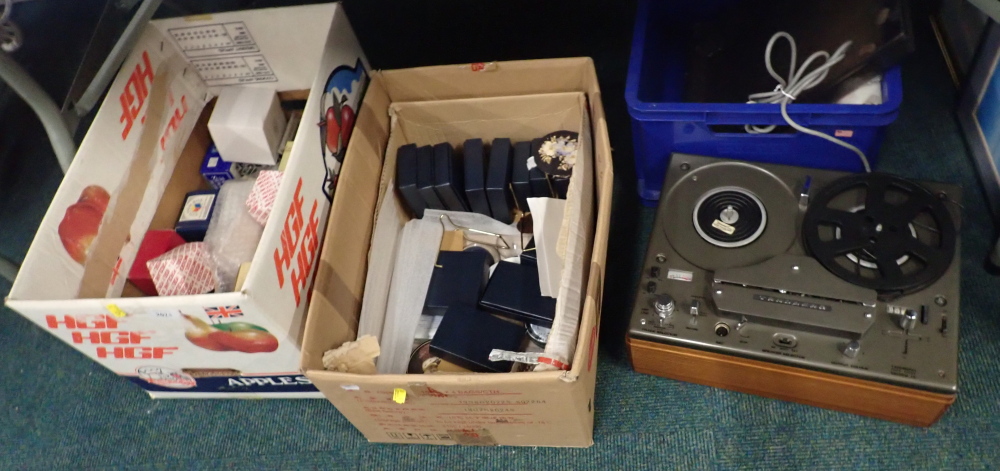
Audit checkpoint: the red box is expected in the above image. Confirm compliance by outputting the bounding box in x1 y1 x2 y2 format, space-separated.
128 230 186 295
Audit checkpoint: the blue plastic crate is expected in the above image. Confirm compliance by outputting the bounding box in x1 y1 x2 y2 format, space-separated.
625 0 903 203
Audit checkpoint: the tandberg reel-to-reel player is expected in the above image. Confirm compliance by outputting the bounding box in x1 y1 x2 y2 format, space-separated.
627 154 962 426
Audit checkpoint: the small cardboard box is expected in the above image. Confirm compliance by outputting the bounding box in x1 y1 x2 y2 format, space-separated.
5 3 369 398
200 143 262 189
208 85 287 165
301 59 613 447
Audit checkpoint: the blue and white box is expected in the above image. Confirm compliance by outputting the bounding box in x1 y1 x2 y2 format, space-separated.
200 144 261 189
175 189 218 242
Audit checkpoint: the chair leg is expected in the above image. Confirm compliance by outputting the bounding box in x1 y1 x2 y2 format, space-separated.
0 255 17 284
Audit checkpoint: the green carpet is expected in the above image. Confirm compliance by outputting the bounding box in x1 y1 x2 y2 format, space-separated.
2 0 999 469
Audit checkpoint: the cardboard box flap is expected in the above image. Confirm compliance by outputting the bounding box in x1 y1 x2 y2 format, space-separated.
380 59 593 103
237 6 370 345
389 93 585 144
300 67 390 368
312 367 593 447
78 51 206 299
539 98 594 373
150 4 340 94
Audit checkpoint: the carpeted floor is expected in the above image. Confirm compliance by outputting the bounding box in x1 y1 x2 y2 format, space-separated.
2 1 1000 469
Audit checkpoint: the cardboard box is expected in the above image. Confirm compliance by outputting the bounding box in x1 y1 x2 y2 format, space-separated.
301 58 613 447
5 3 369 398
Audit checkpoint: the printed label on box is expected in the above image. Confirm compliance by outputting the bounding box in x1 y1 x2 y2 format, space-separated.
179 194 216 222
137 366 197 389
168 21 260 59
234 162 264 178
192 55 277 86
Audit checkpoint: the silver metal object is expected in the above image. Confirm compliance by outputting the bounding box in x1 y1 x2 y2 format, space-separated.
0 255 18 283
714 322 731 337
900 310 919 331
842 340 861 359
653 295 675 318
526 324 550 346
798 176 812 208
711 254 878 338
439 214 511 250
628 154 962 394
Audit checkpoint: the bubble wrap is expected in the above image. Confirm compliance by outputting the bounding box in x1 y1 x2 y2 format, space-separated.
147 242 217 296
204 179 264 292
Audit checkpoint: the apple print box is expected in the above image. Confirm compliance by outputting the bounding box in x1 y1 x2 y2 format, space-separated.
5 3 369 398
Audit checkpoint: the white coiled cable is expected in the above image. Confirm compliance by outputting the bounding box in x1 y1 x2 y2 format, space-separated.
747 32 871 172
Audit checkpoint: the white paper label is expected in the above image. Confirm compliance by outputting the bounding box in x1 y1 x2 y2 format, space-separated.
712 219 736 235
488 349 542 364
168 21 260 59
178 194 216 222
414 314 443 341
149 309 181 319
169 21 276 85
340 384 360 391
191 55 277 86
667 269 694 282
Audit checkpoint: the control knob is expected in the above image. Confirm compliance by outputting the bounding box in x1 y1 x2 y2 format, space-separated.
899 310 918 331
841 340 860 359
653 294 675 318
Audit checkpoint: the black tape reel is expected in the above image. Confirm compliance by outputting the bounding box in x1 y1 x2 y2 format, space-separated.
802 173 957 296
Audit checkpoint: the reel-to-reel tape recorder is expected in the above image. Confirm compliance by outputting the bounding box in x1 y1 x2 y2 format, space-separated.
627 154 962 426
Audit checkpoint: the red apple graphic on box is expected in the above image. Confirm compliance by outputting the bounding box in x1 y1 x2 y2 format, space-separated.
325 106 341 153
183 315 279 353
58 185 111 264
78 185 110 212
340 105 355 148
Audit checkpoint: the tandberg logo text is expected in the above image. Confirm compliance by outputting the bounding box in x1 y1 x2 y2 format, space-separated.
752 294 832 312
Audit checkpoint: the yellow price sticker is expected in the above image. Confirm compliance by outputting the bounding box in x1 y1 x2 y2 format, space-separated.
392 388 406 404
106 304 128 318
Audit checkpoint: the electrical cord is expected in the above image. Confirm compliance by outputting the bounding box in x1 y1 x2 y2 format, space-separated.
747 32 871 173
1 0 21 53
